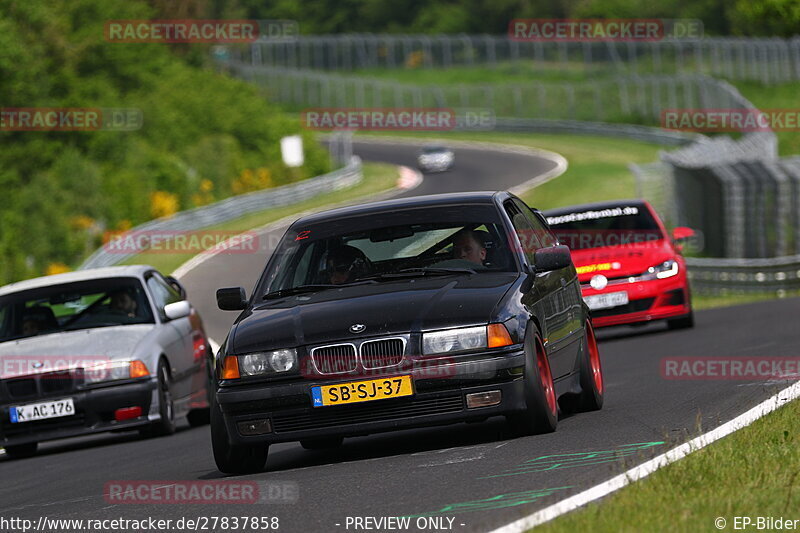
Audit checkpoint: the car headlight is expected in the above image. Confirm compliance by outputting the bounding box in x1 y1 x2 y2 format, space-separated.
239 349 298 376
422 324 513 355
641 259 679 280
83 360 149 384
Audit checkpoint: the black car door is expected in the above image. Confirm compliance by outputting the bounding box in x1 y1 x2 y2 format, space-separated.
518 200 584 378
503 200 572 378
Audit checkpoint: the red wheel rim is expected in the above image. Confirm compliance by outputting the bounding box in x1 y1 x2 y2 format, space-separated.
586 323 603 394
536 338 557 416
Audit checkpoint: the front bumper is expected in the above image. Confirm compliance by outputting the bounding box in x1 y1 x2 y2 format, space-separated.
217 348 527 445
418 159 453 172
0 379 156 447
582 274 691 327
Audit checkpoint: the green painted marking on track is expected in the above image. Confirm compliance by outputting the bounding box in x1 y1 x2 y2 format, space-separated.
479 441 666 479
403 487 573 517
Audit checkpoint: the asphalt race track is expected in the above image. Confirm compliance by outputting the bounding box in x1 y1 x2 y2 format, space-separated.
2 140 797 532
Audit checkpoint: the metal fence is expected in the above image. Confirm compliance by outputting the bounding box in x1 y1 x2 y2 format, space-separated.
80 156 362 269
222 60 748 125
230 35 800 84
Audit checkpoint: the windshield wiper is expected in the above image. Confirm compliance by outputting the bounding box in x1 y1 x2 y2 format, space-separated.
363 267 476 281
262 281 376 300
63 322 127 331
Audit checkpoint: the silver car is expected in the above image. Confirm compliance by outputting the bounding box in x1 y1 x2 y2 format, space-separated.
0 265 212 459
417 145 454 172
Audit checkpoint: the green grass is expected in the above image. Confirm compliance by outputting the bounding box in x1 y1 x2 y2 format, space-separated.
353 62 615 84
693 290 800 310
534 392 800 533
734 81 800 156
120 161 399 274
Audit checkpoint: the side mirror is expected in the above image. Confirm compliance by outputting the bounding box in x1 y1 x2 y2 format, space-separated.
671 227 695 241
165 276 187 299
164 300 191 320
217 287 247 311
533 245 572 273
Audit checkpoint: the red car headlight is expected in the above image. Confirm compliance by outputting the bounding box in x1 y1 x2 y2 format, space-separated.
639 259 679 280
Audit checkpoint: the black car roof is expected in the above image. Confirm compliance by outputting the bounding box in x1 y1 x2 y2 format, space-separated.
541 199 649 217
292 191 506 226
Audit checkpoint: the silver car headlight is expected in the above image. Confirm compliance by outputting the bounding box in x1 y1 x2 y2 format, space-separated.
240 349 298 376
640 259 679 280
83 360 150 384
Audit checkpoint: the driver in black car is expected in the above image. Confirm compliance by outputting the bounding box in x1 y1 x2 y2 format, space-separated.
451 228 488 266
325 245 369 285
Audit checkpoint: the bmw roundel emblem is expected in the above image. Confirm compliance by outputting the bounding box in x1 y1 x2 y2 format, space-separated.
349 324 366 334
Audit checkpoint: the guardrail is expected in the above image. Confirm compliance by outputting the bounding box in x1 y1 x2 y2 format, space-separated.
492 117 699 146
686 255 800 294
80 156 362 269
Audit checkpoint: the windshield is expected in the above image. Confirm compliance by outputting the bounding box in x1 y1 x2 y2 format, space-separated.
260 204 516 297
422 146 448 153
545 205 664 250
0 277 154 342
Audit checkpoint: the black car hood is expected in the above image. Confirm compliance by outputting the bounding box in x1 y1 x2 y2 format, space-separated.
231 273 519 353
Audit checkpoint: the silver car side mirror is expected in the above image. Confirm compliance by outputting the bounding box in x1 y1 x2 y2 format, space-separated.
164 300 191 320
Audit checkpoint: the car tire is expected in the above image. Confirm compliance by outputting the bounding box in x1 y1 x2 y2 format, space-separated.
140 359 176 438
187 355 213 428
300 437 344 450
578 322 604 411
667 310 694 330
211 395 268 474
4 442 38 459
506 324 558 436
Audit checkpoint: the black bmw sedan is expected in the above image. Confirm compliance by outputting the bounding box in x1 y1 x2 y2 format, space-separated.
211 191 604 474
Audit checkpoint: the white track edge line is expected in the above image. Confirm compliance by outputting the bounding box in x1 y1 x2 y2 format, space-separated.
488 379 800 533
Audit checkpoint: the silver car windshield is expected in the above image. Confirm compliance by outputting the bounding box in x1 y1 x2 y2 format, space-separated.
0 277 155 342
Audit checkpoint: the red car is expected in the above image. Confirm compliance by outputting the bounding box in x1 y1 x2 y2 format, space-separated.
543 200 694 329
